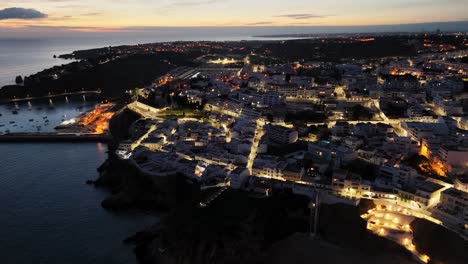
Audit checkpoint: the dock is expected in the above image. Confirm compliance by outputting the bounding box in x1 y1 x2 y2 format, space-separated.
0 90 101 104
0 132 112 143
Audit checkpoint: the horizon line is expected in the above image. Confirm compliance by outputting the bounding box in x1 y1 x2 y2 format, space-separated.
2 20 468 30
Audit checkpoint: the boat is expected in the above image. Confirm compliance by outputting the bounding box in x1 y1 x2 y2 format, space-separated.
29 119 34 122
9 121 15 124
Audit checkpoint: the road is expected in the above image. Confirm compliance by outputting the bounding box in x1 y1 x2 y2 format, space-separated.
247 119 265 173
131 124 157 150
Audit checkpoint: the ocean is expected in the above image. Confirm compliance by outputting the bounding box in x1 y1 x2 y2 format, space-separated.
0 95 98 134
1 22 467 263
0 30 270 264
0 97 158 263
0 31 278 87
0 142 158 264
2 21 466 87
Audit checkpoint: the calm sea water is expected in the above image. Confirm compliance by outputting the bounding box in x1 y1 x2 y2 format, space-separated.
0 32 260 264
1 22 467 86
0 143 157 264
0 37 139 87
0 98 157 263
0 95 97 134
1 22 467 263
0 33 279 87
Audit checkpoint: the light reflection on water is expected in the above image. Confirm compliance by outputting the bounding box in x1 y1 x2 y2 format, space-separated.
0 99 159 263
0 95 98 134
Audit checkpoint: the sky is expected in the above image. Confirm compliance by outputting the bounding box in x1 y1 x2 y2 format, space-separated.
0 0 467 36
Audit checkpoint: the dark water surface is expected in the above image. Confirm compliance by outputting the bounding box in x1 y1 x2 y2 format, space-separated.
0 97 157 264
0 143 157 264
0 95 98 134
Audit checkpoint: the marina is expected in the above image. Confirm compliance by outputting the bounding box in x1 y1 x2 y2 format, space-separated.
0 94 99 135
0 132 111 142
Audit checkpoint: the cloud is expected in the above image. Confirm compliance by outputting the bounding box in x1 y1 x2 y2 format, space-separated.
172 0 220 5
245 21 273 26
0 7 47 20
274 13 329 19
80 12 101 16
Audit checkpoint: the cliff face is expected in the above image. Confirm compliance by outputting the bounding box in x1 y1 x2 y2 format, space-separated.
128 194 419 264
97 154 200 211
96 157 167 210
411 219 468 264
108 107 141 148
95 106 200 211
98 106 418 264
130 190 310 264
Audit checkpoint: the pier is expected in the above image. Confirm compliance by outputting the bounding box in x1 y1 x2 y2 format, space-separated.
0 132 111 143
0 90 101 104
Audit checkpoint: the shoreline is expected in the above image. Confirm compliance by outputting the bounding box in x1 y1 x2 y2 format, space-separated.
0 133 112 143
0 90 102 105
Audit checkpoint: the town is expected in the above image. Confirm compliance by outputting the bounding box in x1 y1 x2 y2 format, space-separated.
101 34 468 263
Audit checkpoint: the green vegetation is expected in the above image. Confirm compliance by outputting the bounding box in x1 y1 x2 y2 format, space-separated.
268 141 308 156
344 159 380 181
154 190 309 263
459 56 468 64
0 51 197 101
315 203 414 260
402 154 439 178
380 98 409 118
350 105 373 120
285 110 327 124
259 36 417 62
108 107 142 144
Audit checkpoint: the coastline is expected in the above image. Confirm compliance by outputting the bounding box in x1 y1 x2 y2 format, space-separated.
95 107 410 264
2 34 467 264
0 90 101 105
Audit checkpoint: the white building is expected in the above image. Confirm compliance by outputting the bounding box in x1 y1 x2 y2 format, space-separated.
228 167 250 189
266 124 298 145
433 188 468 229
251 157 288 181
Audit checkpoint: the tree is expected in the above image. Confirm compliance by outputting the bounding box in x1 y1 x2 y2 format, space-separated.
15 75 23 84
351 105 373 120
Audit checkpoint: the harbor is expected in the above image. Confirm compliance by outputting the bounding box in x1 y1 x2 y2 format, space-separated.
0 95 115 142
0 132 111 143
0 132 111 142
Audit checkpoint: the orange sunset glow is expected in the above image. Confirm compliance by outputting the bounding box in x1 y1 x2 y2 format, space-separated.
0 0 467 32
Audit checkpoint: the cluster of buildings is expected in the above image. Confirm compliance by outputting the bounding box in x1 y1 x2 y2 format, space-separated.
117 36 468 238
